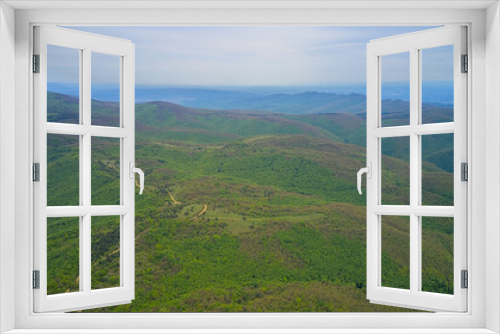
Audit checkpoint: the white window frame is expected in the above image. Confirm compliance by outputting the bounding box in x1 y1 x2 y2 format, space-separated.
1 2 499 333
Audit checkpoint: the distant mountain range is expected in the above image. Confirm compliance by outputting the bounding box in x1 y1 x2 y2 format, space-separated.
48 83 454 109
48 85 453 116
47 91 454 173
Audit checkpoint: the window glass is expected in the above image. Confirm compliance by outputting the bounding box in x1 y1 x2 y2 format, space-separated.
91 137 121 206
91 216 121 290
381 137 410 205
47 45 80 124
422 134 454 206
47 217 80 295
92 52 120 127
381 52 410 127
47 134 79 206
381 216 410 289
421 45 454 124
421 217 454 294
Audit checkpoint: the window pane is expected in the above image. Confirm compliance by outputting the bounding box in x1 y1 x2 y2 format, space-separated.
381 136 410 205
47 134 79 206
421 217 454 294
422 134 454 206
47 45 80 124
92 137 120 206
92 216 120 290
381 52 410 127
92 52 120 127
421 45 454 124
381 215 410 290
47 217 80 295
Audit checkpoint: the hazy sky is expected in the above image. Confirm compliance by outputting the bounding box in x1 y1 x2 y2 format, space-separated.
49 26 452 87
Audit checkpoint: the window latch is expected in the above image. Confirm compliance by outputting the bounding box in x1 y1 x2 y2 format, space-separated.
357 162 372 195
130 162 145 195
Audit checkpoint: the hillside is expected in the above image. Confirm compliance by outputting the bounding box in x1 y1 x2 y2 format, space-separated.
47 92 454 171
45 92 454 312
137 90 443 116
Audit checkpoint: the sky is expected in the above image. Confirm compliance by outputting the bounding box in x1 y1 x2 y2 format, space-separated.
48 26 453 88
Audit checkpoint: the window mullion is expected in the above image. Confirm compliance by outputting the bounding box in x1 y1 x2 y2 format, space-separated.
78 48 84 293
409 47 420 294
82 47 92 294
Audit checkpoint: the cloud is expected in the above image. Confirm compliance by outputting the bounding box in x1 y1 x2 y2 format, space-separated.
50 26 449 87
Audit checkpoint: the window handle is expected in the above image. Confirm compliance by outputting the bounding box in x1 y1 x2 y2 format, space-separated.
130 162 145 195
357 162 371 195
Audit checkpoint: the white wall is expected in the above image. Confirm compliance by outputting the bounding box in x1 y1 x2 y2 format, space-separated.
0 2 16 333
486 2 500 332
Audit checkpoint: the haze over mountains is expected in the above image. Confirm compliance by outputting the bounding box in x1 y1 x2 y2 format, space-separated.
48 83 454 111
48 85 454 120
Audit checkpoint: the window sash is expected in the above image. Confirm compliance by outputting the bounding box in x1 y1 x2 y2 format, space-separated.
32 25 136 313
366 26 468 312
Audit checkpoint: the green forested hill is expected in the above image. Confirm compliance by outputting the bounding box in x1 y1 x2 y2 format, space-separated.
45 92 455 312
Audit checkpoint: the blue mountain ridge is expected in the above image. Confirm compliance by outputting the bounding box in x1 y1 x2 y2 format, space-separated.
47 84 453 115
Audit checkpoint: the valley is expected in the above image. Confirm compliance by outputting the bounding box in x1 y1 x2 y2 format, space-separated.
45 91 454 312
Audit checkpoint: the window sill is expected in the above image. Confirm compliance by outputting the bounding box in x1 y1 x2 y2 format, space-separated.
4 329 497 334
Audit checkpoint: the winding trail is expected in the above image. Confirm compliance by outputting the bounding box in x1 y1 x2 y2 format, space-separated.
191 204 208 220
167 189 181 205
